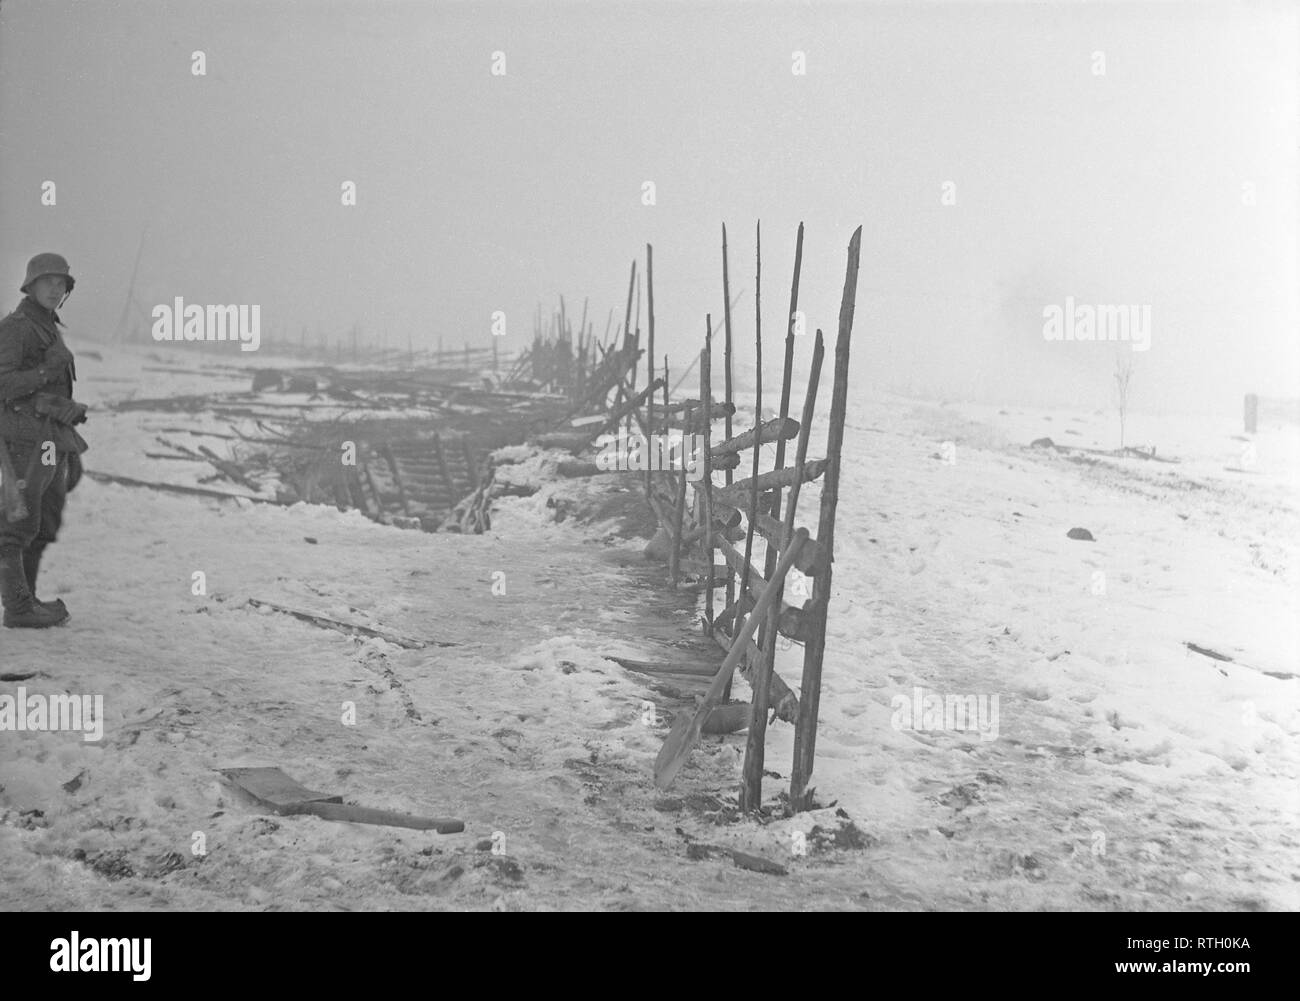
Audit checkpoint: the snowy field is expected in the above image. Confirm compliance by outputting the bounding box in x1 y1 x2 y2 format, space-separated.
1 345 1296 910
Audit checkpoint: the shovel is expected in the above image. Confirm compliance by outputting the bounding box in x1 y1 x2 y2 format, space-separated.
221 766 464 834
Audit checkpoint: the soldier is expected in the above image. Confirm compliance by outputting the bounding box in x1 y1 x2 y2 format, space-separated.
0 253 90 628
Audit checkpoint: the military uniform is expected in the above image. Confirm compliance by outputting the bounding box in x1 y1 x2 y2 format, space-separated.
0 254 87 627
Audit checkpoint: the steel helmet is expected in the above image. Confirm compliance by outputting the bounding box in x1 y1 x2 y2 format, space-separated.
20 253 75 294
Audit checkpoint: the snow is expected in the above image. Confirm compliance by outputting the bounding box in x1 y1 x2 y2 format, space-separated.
1 344 1295 910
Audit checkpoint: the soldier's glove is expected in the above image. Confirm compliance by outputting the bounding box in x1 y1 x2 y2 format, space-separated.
39 341 74 382
33 392 88 426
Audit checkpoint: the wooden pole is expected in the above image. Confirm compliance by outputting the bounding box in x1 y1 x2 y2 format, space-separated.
112 224 148 344
616 259 637 422
790 226 861 811
721 224 736 633
654 529 809 790
764 222 804 585
630 271 642 439
669 403 690 586
738 221 762 642
740 328 824 812
701 318 715 635
645 244 656 495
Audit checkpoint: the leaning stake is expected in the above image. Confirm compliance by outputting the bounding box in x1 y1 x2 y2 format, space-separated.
790 226 861 810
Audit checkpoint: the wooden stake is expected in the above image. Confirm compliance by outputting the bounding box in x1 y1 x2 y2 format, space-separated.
701 319 714 634
740 327 824 812
791 226 861 811
738 221 762 636
764 222 804 585
645 244 656 496
653 529 809 790
669 401 691 586
721 223 736 641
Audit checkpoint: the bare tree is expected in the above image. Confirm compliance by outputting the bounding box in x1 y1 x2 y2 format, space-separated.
1114 352 1134 451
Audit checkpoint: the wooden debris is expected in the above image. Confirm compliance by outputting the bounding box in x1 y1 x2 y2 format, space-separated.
241 596 454 649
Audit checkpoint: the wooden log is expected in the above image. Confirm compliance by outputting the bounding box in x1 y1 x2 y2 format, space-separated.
654 529 808 789
719 590 807 641
749 507 826 577
709 630 798 723
598 377 663 436
533 430 595 451
710 417 800 457
706 458 828 511
791 227 861 811
656 398 732 416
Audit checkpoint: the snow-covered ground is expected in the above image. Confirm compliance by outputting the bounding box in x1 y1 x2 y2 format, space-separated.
1 344 1296 910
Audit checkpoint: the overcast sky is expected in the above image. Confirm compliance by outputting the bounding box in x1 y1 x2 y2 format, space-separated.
1 0 1295 414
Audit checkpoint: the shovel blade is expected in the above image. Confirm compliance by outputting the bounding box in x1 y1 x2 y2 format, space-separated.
220 766 342 807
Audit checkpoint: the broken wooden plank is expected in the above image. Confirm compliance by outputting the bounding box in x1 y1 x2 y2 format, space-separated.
611 656 719 677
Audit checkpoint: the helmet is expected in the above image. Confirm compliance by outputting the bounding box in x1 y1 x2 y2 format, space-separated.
20 253 76 294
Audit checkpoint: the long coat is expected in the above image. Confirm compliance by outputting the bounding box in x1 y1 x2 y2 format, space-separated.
0 295 82 454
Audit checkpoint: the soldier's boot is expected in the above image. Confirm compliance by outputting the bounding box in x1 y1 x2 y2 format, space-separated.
0 546 69 628
23 542 67 616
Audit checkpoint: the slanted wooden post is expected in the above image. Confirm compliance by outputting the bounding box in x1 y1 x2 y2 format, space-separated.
791 226 861 811
1244 393 1259 434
